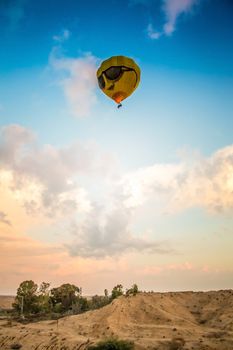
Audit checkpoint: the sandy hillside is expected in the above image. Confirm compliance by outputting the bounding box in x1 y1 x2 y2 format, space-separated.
0 296 15 310
0 290 233 349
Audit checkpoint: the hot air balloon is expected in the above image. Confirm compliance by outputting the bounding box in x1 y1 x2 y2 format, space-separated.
97 56 140 108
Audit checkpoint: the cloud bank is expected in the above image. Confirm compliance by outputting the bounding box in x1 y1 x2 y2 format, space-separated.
0 124 114 217
1 124 233 261
0 124 167 258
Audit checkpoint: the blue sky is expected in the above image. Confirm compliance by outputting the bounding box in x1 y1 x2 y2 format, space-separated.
0 0 233 294
1 0 233 73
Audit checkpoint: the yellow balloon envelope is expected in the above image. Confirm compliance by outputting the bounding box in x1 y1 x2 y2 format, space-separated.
96 56 140 106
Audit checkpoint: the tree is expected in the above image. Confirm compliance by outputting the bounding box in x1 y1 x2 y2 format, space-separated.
37 282 51 314
126 284 139 297
72 296 89 314
39 282 50 296
111 284 124 300
50 283 80 312
13 280 39 314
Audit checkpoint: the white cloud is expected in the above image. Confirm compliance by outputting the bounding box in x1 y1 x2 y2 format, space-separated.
147 23 162 39
1 124 168 260
120 145 233 214
163 0 199 35
120 163 183 209
143 0 201 39
66 204 171 258
53 29 71 42
0 124 115 217
50 50 98 118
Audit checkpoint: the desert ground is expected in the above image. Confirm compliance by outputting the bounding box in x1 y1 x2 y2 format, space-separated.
0 290 233 349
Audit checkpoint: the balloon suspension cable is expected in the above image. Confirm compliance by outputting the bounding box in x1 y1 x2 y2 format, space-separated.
117 103 122 109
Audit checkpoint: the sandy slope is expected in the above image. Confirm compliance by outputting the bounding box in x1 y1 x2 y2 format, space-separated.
0 290 233 349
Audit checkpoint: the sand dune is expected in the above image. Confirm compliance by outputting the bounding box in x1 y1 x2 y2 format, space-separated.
0 290 233 349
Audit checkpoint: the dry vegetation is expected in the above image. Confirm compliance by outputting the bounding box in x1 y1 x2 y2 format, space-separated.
1 290 233 349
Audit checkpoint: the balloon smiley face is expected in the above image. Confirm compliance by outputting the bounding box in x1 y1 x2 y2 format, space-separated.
97 56 140 105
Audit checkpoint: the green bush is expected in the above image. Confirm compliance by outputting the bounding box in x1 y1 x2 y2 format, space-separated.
88 338 134 350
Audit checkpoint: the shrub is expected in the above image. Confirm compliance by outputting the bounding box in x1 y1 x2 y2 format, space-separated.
10 343 22 349
111 285 124 300
88 337 134 350
72 296 89 314
89 295 110 310
168 337 185 350
125 284 139 297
